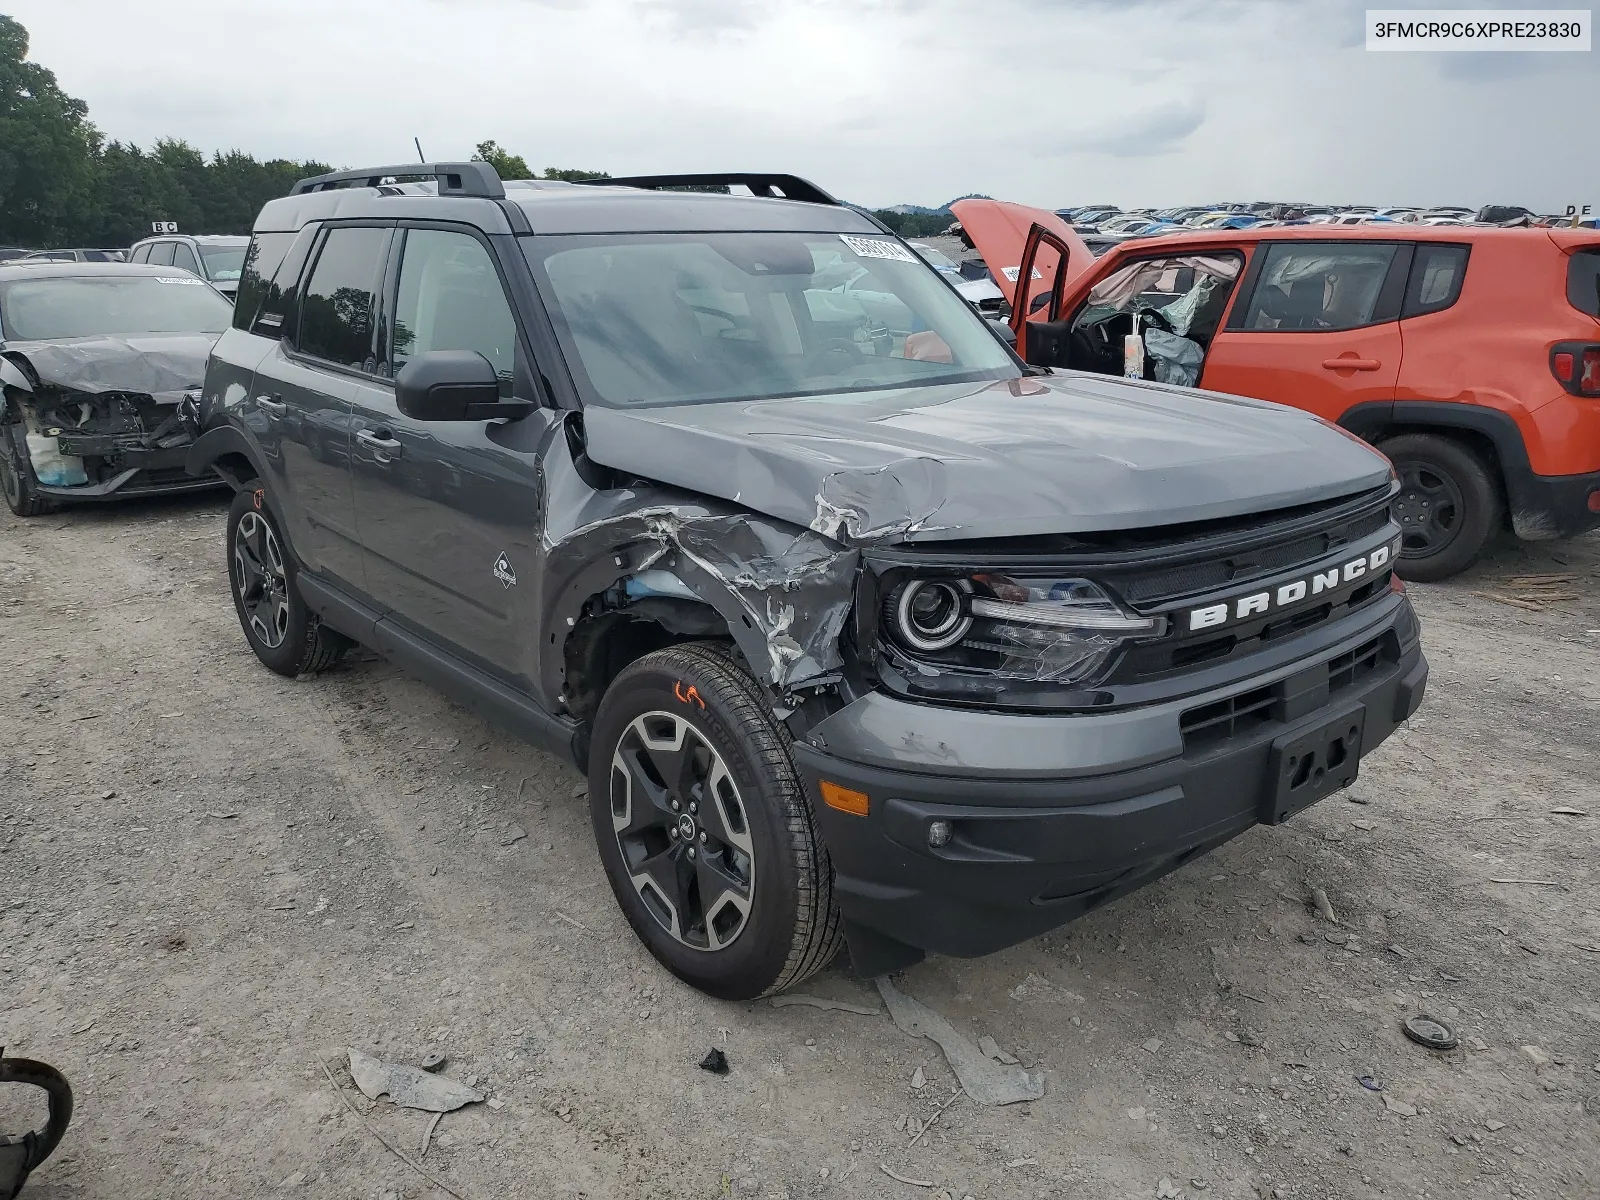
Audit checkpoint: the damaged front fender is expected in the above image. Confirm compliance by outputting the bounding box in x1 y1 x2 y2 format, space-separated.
539 431 860 714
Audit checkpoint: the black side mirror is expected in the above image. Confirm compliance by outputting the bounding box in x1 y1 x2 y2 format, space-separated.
987 318 1017 346
394 350 533 422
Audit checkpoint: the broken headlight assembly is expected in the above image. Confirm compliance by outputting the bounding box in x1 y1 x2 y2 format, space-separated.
881 573 1165 685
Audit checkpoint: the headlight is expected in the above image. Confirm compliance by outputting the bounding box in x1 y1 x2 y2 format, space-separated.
884 574 1163 684
894 579 973 651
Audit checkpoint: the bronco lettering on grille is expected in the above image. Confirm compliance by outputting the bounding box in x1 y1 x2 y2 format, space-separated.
1185 539 1399 632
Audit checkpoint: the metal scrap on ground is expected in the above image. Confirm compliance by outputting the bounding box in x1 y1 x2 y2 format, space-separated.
875 977 1046 1106
770 994 881 1016
345 1048 485 1112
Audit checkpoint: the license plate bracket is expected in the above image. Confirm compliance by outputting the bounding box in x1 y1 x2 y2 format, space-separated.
1262 704 1366 826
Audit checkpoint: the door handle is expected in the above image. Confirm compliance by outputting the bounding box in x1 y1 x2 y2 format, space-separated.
1321 357 1382 372
255 395 286 417
355 429 403 457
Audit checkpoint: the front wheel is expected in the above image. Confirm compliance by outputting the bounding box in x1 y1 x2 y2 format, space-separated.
0 421 58 517
1382 433 1500 583
587 644 843 1000
226 484 349 676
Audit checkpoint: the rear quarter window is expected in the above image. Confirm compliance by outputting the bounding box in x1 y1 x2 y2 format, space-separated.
1568 248 1600 317
1402 243 1469 318
232 232 296 332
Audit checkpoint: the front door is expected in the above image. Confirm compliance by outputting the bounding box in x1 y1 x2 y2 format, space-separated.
1200 240 1407 424
346 224 547 688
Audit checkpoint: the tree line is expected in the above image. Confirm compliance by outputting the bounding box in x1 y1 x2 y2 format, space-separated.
0 15 940 251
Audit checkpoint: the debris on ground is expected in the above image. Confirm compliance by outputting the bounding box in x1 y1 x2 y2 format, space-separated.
910 1065 926 1090
770 994 881 1016
1157 1178 1183 1199
498 821 528 847
977 1035 1019 1064
879 1162 936 1187
1382 1095 1418 1117
1402 1014 1458 1051
419 1052 446 1073
1356 1075 1383 1091
1520 1045 1551 1067
346 1048 485 1112
698 1048 729 1076
1308 883 1339 923
877 977 1045 1106
1140 1037 1164 1054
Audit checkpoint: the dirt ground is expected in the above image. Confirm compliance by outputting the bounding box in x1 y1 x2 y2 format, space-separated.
1 490 1596 1200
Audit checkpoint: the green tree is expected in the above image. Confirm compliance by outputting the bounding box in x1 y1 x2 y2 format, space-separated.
542 167 610 182
471 140 531 181
0 15 100 246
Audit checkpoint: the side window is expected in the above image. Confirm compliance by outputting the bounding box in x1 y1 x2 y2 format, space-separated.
231 232 295 333
1569 249 1600 317
1403 244 1468 318
391 228 518 389
172 242 201 276
147 242 176 267
130 244 151 264
1235 242 1399 331
296 226 388 370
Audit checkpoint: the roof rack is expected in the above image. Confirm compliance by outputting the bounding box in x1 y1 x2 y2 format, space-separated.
291 162 505 199
580 173 842 207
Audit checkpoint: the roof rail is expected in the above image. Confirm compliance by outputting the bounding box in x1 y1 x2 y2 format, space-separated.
580 173 842 207
291 162 505 199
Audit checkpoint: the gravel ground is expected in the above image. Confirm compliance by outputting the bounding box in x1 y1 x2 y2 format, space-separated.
1 492 1597 1200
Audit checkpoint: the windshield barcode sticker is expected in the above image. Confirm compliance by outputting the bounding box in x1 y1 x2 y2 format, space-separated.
840 235 917 263
153 276 206 285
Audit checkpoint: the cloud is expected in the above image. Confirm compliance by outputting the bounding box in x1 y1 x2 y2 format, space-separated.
1059 98 1208 158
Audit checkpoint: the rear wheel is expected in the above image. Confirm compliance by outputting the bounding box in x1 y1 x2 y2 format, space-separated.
0 420 58 517
1382 433 1500 582
227 484 349 676
587 644 843 1000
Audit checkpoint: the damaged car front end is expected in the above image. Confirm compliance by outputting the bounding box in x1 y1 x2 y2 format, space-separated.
0 265 233 516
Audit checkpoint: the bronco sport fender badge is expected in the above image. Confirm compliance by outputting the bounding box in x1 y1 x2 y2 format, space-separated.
492 552 517 589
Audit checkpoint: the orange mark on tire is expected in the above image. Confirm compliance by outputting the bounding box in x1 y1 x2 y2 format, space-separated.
674 681 705 709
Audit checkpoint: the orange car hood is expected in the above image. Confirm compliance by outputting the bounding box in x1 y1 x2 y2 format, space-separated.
950 198 1095 309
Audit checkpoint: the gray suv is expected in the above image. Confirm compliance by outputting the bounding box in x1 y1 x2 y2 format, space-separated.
128 234 250 299
186 163 1428 1000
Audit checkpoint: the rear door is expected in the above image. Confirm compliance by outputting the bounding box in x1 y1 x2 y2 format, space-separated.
254 223 391 587
346 223 549 688
1200 240 1407 423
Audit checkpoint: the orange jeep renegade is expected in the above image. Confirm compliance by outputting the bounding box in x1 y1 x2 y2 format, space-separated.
957 199 1600 580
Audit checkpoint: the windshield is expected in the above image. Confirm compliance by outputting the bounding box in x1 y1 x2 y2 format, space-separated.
0 276 234 340
911 243 958 270
199 245 248 281
527 231 1019 407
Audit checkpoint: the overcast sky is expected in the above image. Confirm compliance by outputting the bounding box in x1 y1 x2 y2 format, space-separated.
9 0 1595 212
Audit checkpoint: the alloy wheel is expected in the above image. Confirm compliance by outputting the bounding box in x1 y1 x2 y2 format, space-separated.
233 511 290 649
1393 460 1464 559
609 711 756 952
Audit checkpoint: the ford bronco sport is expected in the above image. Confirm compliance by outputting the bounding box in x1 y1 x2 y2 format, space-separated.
187 163 1428 1000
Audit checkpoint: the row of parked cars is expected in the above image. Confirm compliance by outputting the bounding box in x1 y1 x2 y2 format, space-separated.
1060 202 1585 255
0 163 1593 1000
0 234 251 299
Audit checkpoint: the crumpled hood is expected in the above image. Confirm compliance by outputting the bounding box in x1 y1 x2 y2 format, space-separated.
581 373 1393 544
5 334 217 400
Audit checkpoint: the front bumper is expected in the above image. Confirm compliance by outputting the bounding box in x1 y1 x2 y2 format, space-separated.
793 598 1427 974
1507 466 1600 541
36 443 225 502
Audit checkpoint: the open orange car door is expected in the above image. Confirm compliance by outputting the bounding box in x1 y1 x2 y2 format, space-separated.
949 198 1094 312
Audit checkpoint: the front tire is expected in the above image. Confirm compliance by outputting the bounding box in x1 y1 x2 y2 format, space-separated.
226 484 349 676
587 644 843 1000
1382 433 1500 583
